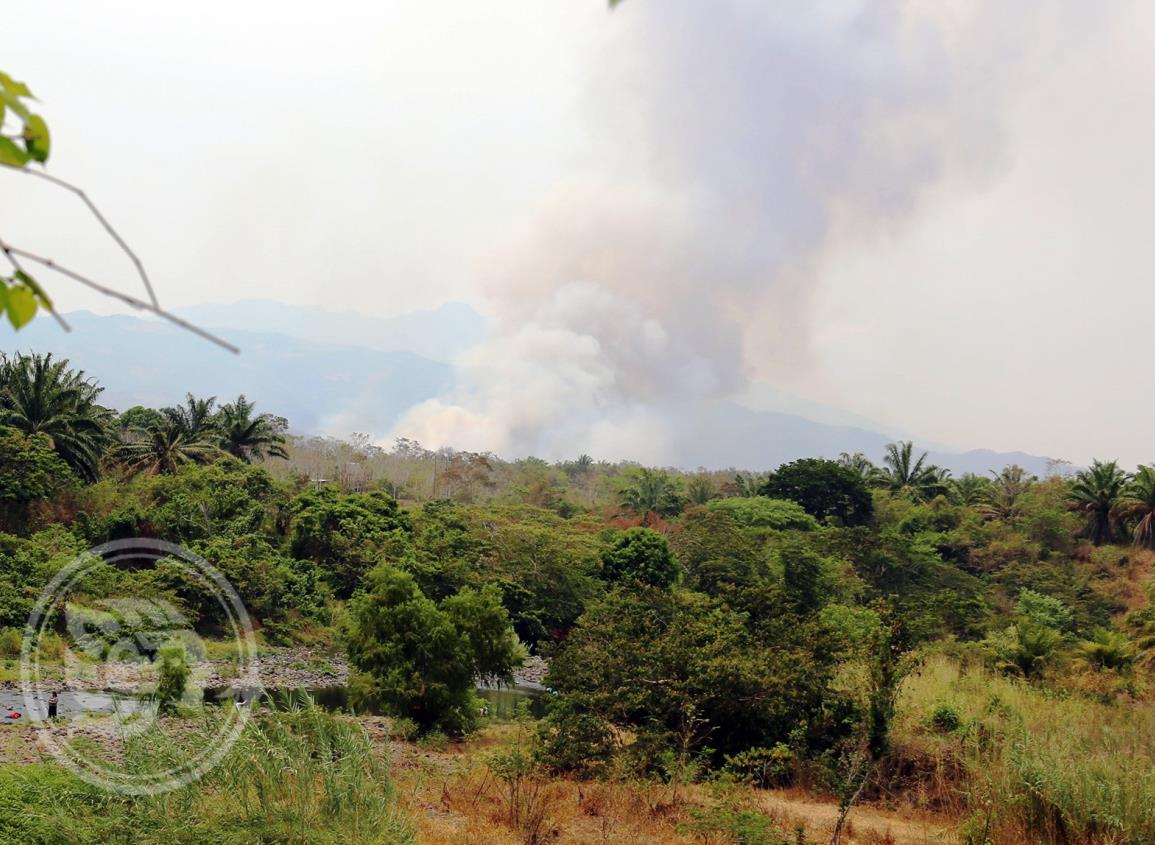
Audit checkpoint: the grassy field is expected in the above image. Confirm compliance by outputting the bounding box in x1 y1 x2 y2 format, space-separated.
892 655 1155 845
1 656 1152 845
0 705 413 845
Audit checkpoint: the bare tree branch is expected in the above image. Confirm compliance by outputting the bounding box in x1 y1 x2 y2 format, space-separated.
0 237 71 332
3 245 239 353
15 167 160 309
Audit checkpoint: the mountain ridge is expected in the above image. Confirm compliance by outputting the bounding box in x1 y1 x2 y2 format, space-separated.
2 307 1057 476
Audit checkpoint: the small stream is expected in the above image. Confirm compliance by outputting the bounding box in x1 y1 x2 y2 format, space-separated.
1 689 150 722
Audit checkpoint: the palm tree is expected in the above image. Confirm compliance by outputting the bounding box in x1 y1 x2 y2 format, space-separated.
217 394 288 462
1068 459 1129 545
118 418 221 476
1076 629 1136 672
837 452 876 482
0 352 113 481
991 622 1062 678
563 453 594 479
619 467 683 519
951 473 993 507
1118 465 1155 550
876 441 949 502
727 471 767 498
163 393 218 439
982 464 1036 521
685 474 717 505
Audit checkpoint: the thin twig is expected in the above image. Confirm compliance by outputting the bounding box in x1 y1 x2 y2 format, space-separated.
16 167 160 309
0 237 71 332
5 245 239 353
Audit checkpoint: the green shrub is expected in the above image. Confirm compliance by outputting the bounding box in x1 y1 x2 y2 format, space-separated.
417 729 449 751
1015 589 1073 633
722 744 795 788
388 717 420 742
930 703 961 734
678 788 789 845
0 628 21 659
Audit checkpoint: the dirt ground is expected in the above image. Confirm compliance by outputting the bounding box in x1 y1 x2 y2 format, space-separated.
1 713 960 845
382 722 960 845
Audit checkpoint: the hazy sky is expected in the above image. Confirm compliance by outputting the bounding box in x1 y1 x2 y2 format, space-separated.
4 1 1155 466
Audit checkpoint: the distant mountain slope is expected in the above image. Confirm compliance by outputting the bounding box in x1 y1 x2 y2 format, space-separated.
675 403 1055 476
4 312 454 435
173 300 485 363
3 310 1055 476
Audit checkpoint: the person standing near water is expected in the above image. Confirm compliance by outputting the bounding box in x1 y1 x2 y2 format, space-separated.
47 691 59 720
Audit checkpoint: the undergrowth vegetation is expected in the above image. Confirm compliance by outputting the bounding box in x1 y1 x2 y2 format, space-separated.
0 704 413 845
893 655 1155 845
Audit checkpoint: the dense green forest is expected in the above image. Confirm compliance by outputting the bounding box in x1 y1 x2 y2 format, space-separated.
1 351 1154 844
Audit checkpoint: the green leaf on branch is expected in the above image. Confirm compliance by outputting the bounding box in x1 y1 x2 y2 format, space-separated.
13 270 52 310
0 72 33 98
0 89 31 121
6 284 37 328
0 137 29 168
23 114 49 162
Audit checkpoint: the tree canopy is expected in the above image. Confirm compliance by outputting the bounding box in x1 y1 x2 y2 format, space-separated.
760 458 874 526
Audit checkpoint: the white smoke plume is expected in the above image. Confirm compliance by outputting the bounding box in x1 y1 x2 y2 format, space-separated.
394 0 1090 464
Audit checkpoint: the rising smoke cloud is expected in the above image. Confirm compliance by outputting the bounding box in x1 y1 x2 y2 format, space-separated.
393 0 1087 465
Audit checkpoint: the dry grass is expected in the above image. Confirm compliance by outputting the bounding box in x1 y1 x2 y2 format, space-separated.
387 724 958 845
1084 547 1155 614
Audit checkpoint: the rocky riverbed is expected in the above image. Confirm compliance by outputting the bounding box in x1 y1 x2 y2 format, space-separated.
3 647 549 694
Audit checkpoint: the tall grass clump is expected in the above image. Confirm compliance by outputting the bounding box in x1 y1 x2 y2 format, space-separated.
0 701 414 845
154 639 191 713
894 654 1155 845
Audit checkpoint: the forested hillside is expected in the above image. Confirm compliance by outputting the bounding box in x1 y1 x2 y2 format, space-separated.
1 352 1153 844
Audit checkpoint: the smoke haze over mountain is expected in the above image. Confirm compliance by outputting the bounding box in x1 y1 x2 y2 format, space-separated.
5 1 1154 466
396 0 1084 462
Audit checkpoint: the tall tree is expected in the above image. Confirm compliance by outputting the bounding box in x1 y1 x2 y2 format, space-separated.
982 464 1036 521
760 458 873 526
0 352 113 481
118 417 221 476
951 473 993 507
619 467 683 519
1068 459 1128 546
345 564 520 735
875 442 949 502
837 452 877 482
685 474 717 505
726 471 768 498
217 394 288 463
164 393 218 439
600 527 679 588
1119 465 1155 550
